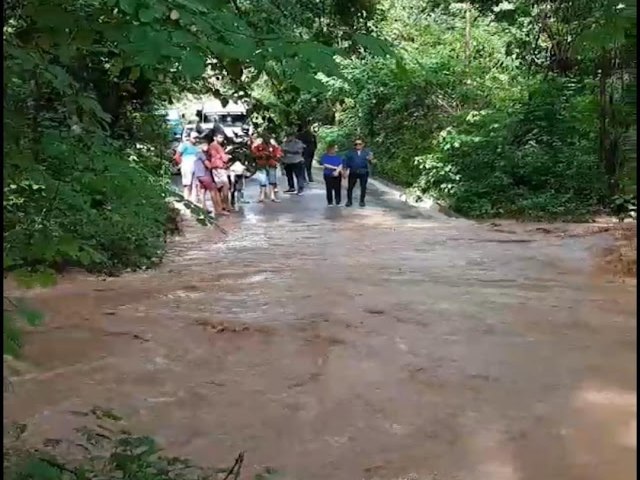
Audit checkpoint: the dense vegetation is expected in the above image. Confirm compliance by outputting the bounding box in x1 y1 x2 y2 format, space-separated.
263 0 637 220
3 0 380 280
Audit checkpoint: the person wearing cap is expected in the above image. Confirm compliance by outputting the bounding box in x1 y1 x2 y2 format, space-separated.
174 131 201 202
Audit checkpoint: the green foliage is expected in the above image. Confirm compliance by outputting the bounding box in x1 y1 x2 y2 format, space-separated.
3 297 44 358
307 0 637 220
3 0 388 353
4 408 290 480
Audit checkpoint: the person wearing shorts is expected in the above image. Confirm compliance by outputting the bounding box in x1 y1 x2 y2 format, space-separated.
174 131 200 202
251 136 282 203
194 142 227 216
208 133 232 212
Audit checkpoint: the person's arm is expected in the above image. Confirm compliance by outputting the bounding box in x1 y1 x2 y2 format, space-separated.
322 156 340 171
342 152 352 170
367 149 374 163
174 143 185 164
209 144 223 168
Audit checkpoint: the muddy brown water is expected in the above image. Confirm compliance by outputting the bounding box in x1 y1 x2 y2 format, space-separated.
4 177 637 480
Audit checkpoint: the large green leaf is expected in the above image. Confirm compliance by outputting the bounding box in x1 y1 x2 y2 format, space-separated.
119 0 138 15
181 50 206 78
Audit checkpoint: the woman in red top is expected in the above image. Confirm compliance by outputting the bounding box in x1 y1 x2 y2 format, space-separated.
208 133 232 211
251 135 282 203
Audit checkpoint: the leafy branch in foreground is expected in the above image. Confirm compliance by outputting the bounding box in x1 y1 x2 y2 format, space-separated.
4 408 284 480
3 297 44 358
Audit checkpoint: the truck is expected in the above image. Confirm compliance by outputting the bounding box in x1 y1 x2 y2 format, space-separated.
192 100 252 144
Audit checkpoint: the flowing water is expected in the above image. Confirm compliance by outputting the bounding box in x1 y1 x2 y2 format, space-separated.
4 176 636 480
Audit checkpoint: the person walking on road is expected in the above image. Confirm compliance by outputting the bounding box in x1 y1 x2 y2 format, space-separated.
208 133 232 212
319 143 343 206
297 124 317 183
281 132 306 195
251 135 282 203
343 137 374 207
174 131 200 202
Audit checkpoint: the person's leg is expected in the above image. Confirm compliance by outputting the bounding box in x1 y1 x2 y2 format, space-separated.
256 169 267 202
193 182 201 203
198 177 216 213
334 175 342 205
200 183 207 211
221 184 231 210
359 172 369 206
211 186 224 214
284 164 295 191
346 173 358 206
324 176 333 205
181 161 194 201
268 167 280 202
294 161 305 194
238 176 248 203
304 155 314 182
212 169 230 210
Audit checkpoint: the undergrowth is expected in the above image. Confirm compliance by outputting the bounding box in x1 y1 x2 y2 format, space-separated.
3 408 282 480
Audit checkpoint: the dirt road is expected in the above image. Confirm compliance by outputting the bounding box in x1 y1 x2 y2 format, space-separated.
4 176 637 480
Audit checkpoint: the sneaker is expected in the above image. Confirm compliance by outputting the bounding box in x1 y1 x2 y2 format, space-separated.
284 189 296 194
359 201 366 207
327 203 334 207
296 190 304 196
271 198 281 203
345 201 352 207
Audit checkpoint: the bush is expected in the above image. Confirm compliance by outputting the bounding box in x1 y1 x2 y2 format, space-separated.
4 133 171 276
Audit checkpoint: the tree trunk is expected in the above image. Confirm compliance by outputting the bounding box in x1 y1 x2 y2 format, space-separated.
465 3 472 66
598 52 619 196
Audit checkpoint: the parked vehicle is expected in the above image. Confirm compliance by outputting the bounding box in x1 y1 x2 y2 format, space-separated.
195 100 252 145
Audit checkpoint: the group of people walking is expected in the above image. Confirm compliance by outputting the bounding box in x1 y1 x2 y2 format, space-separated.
319 138 374 207
174 125 374 215
251 133 375 207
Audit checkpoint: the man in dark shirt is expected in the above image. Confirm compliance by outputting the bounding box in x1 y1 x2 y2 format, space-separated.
297 124 317 183
342 138 374 207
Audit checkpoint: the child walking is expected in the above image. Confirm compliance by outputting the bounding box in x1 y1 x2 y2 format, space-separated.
319 143 343 206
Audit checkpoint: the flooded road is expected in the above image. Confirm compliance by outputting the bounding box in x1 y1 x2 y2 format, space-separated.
4 175 637 480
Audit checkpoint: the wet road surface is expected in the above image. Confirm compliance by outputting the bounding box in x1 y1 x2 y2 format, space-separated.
4 174 637 480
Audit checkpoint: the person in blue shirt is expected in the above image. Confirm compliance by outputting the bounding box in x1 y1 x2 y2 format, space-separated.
342 137 374 207
174 131 202 202
319 143 343 206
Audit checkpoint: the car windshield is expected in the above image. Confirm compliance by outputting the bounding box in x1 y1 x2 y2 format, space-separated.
202 113 247 126
165 109 180 121
219 114 247 127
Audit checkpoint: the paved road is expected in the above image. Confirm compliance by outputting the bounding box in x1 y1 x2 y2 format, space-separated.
5 172 636 480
